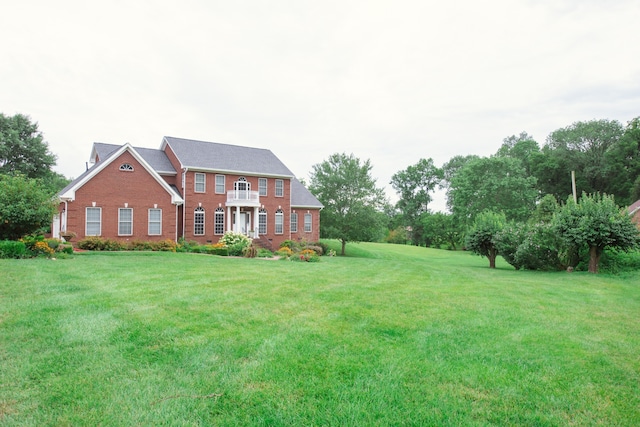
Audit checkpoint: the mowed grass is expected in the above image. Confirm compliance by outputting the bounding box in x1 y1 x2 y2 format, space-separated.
1 243 639 426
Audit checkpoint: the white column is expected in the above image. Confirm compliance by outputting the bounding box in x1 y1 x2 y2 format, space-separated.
227 207 231 232
235 206 241 233
253 207 259 238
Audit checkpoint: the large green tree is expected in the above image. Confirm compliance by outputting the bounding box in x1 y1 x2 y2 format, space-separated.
0 113 57 179
495 132 541 177
309 153 387 255
537 119 625 201
0 174 58 240
447 156 538 228
390 158 442 245
553 193 639 273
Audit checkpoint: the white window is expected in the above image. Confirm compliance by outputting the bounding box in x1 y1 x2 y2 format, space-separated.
275 209 284 234
275 179 284 197
195 173 206 193
215 174 225 194
214 208 224 235
194 207 205 235
86 207 101 236
258 178 267 196
148 209 162 235
119 208 133 235
258 208 267 235
119 163 134 171
291 212 298 233
304 213 312 233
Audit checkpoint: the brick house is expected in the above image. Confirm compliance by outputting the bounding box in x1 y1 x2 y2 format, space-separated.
55 137 323 249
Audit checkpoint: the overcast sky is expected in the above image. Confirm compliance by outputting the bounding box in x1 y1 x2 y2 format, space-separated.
3 0 639 211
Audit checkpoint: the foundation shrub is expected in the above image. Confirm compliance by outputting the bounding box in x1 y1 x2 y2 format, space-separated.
243 244 258 258
304 245 324 256
0 240 27 259
275 247 293 257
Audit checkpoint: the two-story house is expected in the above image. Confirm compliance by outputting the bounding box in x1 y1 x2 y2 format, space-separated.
55 137 323 249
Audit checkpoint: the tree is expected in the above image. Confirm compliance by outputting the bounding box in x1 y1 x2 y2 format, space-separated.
553 193 639 273
537 119 625 201
0 113 57 179
309 153 387 255
0 174 58 240
420 211 463 250
495 131 541 177
390 158 442 221
448 156 538 228
465 210 506 268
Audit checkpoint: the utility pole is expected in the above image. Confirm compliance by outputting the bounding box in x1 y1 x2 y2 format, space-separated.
571 171 577 203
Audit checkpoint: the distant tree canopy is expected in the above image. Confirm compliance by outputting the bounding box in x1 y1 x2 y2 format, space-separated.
309 153 387 255
0 113 56 179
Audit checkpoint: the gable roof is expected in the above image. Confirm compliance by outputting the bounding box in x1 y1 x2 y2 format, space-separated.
92 142 177 175
161 136 294 178
291 178 323 209
59 143 183 204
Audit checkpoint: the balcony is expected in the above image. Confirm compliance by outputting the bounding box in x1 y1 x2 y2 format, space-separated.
226 190 260 206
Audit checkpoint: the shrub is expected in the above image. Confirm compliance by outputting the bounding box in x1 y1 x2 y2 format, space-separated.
45 238 61 251
31 240 55 257
494 222 528 270
0 240 27 259
279 240 299 250
296 249 320 262
243 244 257 258
275 247 293 257
129 240 153 251
219 232 251 256
597 249 640 274
257 248 273 258
514 224 564 271
305 245 324 256
77 237 125 251
152 239 178 252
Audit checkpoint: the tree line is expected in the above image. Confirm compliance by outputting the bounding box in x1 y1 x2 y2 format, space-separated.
310 117 640 272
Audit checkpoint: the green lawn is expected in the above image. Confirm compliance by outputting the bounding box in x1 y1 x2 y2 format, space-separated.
1 242 639 426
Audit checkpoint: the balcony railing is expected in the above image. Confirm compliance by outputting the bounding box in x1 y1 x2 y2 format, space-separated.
226 190 260 205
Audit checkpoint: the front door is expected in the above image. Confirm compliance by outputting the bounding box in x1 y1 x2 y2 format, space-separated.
234 212 251 234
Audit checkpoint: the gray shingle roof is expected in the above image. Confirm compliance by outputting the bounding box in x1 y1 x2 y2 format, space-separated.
291 178 323 208
93 142 176 174
163 136 294 177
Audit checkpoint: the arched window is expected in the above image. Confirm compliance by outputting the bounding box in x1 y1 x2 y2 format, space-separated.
258 208 267 235
214 207 224 235
275 209 284 234
119 163 134 171
194 207 205 235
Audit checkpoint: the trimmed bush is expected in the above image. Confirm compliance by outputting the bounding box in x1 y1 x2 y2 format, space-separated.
0 240 27 259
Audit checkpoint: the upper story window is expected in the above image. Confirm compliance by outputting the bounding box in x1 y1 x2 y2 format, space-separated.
234 176 249 191
195 173 206 193
258 178 267 196
275 179 284 197
215 174 225 194
119 163 134 171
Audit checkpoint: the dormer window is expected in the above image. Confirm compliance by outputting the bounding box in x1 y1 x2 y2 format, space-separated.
119 163 134 172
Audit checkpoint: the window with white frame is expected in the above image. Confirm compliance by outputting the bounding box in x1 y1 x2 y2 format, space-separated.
195 173 206 193
304 213 312 232
214 208 224 235
275 209 284 234
119 208 133 235
258 178 267 196
290 212 298 233
275 179 284 197
258 208 267 235
194 207 205 235
86 207 101 236
119 163 134 171
148 208 162 235
215 174 225 194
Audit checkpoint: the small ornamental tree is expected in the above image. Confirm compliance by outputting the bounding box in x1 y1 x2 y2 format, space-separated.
465 210 506 268
553 193 639 273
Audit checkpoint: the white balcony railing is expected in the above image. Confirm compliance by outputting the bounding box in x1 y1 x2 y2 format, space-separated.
226 190 260 205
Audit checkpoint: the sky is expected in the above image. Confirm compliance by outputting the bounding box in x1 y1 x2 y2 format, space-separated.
3 0 639 212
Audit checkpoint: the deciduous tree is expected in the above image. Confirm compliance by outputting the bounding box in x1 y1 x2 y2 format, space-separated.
465 210 506 268
0 174 57 240
0 113 56 179
309 153 387 255
553 193 639 273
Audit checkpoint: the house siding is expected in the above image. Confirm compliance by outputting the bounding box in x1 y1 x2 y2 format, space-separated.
60 151 178 242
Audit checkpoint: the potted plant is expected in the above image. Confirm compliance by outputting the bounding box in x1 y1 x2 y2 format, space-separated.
60 231 77 242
